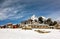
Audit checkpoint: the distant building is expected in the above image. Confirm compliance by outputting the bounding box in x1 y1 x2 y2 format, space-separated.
0 25 6 28
7 23 13 28
48 26 55 29
22 25 32 30
24 24 49 29
12 24 19 28
55 24 60 29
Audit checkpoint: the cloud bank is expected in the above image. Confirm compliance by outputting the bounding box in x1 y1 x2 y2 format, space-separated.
0 0 60 25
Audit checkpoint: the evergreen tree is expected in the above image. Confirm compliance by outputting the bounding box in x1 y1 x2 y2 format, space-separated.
46 18 52 26
53 21 57 25
38 17 43 23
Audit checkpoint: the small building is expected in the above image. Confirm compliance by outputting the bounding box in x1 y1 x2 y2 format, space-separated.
12 24 19 28
22 25 32 30
0 25 6 28
19 23 26 28
7 23 13 28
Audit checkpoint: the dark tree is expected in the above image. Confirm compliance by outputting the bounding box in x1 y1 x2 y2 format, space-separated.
35 19 37 22
16 24 19 27
38 17 43 23
46 18 52 25
3 25 6 28
49 21 54 26
44 20 47 24
53 21 57 25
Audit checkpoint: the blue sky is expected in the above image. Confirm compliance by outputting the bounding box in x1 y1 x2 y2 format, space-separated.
0 0 60 25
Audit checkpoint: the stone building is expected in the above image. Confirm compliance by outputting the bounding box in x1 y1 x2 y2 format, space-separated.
25 24 49 29
48 26 55 29
7 23 13 28
55 24 60 29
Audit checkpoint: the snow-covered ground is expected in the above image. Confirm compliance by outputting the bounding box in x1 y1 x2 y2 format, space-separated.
0 29 60 39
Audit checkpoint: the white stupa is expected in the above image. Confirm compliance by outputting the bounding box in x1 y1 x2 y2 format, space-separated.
31 15 38 21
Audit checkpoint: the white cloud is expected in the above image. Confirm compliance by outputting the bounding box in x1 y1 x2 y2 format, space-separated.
0 7 24 20
46 11 60 21
0 0 26 20
0 0 60 21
